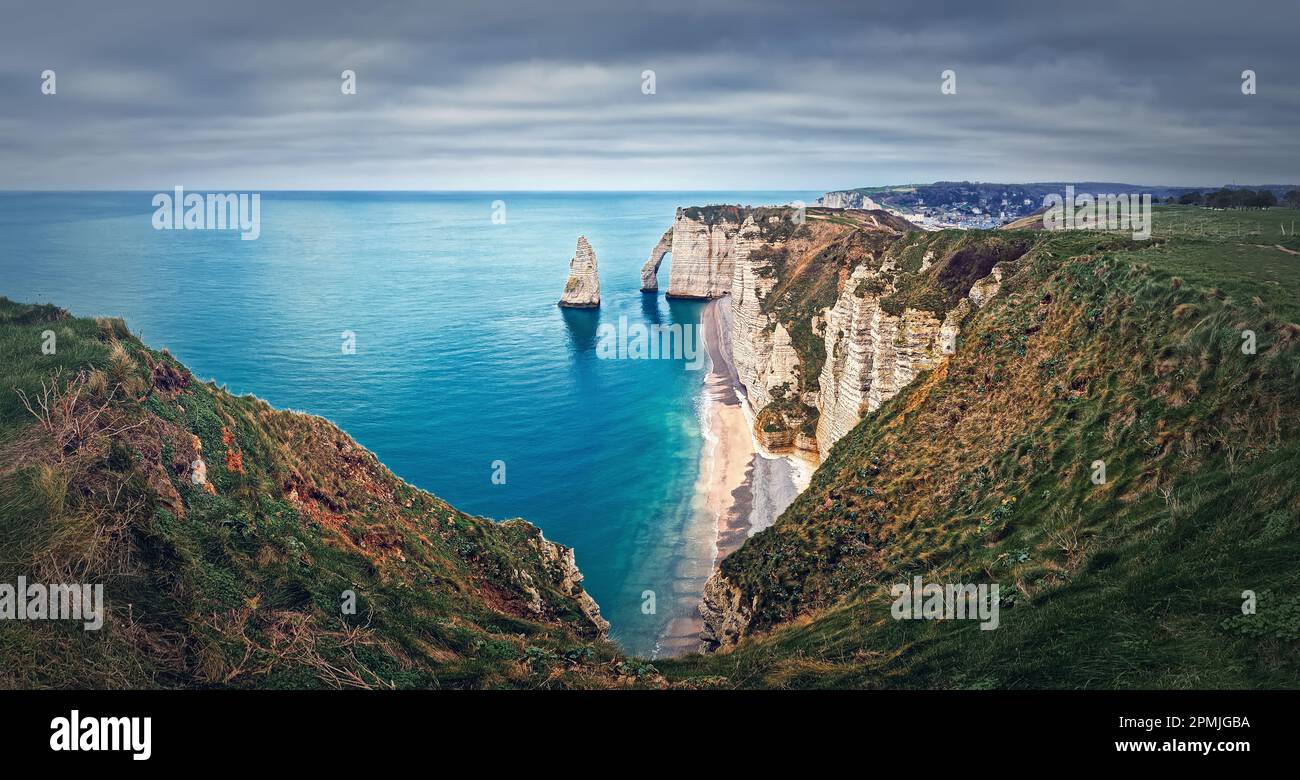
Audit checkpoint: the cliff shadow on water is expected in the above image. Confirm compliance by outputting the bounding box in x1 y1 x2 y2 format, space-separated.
640 291 663 325
664 297 706 333
559 305 602 354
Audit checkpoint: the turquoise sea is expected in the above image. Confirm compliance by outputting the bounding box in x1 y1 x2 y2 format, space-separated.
0 190 815 655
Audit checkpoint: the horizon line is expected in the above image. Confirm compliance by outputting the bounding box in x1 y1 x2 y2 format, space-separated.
2 181 1297 194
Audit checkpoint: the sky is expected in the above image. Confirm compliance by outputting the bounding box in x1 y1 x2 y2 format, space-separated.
0 0 1296 190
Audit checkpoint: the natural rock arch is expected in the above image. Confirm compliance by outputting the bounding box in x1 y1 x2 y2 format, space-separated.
640 228 673 292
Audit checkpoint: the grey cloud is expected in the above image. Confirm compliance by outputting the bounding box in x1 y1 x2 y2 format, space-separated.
0 0 1296 189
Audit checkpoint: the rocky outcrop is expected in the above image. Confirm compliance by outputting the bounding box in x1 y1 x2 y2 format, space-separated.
525 533 611 637
969 261 1012 308
699 569 755 650
640 228 673 292
189 455 207 485
939 300 970 356
665 207 749 299
558 235 600 308
816 190 882 210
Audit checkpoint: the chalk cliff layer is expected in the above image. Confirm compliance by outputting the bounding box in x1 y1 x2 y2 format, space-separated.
665 207 751 299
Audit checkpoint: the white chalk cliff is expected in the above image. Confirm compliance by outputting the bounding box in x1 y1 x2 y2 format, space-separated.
643 205 1024 473
728 216 793 414
815 263 952 460
558 235 601 308
664 208 749 299
644 206 1032 650
816 190 882 210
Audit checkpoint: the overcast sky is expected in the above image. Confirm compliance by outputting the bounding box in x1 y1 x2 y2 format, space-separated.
0 0 1295 190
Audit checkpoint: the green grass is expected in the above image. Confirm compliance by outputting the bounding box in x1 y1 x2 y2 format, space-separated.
1151 205 1300 250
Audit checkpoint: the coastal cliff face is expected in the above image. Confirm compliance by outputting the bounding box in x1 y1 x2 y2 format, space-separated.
661 206 755 299
719 211 1022 463
664 216 1300 685
0 298 620 689
728 217 796 413
814 261 948 460
696 227 1031 648
559 235 601 307
816 190 882 210
728 213 881 460
812 243 1022 459
646 205 1024 465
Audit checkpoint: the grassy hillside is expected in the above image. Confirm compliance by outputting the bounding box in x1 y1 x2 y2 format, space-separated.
661 207 1300 688
0 299 635 689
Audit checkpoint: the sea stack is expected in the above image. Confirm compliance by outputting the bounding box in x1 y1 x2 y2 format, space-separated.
558 235 601 308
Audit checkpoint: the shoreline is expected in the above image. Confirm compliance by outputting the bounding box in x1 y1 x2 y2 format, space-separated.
654 296 804 658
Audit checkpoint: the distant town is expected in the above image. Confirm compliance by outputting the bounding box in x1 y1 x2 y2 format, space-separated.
818 181 1300 229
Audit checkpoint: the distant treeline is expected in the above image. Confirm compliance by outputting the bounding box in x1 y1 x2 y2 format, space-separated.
1164 188 1300 209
